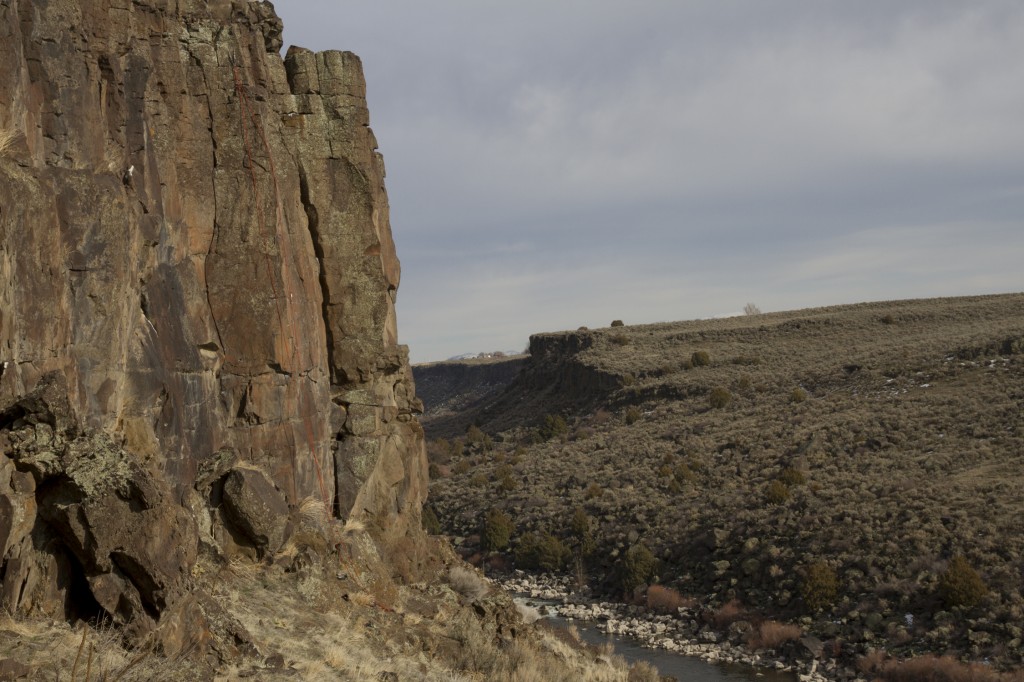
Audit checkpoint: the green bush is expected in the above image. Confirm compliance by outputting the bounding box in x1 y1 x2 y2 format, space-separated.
466 424 486 445
709 387 732 409
611 319 625 327
674 463 696 484
481 508 513 551
495 463 516 492
422 506 442 535
938 555 988 609
453 459 470 475
800 560 838 612
624 406 642 425
790 387 809 403
691 350 711 367
537 414 569 441
779 467 806 486
584 482 604 500
620 543 658 595
515 532 571 571
765 480 790 504
570 507 596 557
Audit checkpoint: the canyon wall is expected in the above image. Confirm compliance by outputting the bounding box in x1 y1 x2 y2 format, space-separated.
0 0 426 632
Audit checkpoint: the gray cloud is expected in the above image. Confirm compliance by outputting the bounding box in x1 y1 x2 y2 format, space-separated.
272 0 1024 362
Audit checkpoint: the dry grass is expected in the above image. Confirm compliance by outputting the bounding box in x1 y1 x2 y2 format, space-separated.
0 612 163 682
0 127 19 157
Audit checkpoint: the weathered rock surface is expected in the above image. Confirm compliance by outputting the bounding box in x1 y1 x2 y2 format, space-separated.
0 0 427 635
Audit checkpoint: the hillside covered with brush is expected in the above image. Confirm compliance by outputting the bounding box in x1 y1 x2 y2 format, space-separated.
425 293 1024 670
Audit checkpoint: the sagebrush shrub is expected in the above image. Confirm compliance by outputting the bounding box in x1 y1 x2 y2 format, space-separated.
779 467 806 486
691 350 711 367
765 480 790 504
448 566 488 600
495 463 516 492
709 387 732 409
624 406 642 425
790 387 809 403
611 319 624 327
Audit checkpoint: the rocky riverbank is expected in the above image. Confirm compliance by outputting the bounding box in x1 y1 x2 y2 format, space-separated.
498 572 847 682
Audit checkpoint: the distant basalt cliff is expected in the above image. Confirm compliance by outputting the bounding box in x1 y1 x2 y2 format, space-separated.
0 0 425 637
417 333 625 438
413 356 527 417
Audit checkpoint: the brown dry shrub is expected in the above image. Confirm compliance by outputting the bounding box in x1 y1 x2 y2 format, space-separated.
858 649 889 675
748 620 802 650
710 599 746 627
867 653 1016 682
646 585 693 614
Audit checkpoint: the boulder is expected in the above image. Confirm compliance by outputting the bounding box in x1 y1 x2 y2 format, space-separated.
221 468 290 554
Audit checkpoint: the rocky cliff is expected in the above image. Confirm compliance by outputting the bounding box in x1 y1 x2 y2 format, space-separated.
420 332 626 438
413 356 526 417
0 0 426 637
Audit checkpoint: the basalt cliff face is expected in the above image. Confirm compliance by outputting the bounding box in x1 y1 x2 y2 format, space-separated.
0 0 426 637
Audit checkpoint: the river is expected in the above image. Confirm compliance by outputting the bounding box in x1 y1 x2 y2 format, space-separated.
522 597 797 682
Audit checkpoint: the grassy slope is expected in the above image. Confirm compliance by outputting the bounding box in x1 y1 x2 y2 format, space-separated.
426 293 1024 668
0 524 649 681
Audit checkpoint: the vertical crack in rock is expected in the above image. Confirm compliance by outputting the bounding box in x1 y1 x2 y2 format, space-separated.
298 164 335 380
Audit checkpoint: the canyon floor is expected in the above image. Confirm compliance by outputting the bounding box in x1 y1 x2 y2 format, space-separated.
419 293 1024 675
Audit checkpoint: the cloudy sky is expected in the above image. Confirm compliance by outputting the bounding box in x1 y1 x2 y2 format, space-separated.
272 1 1024 363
